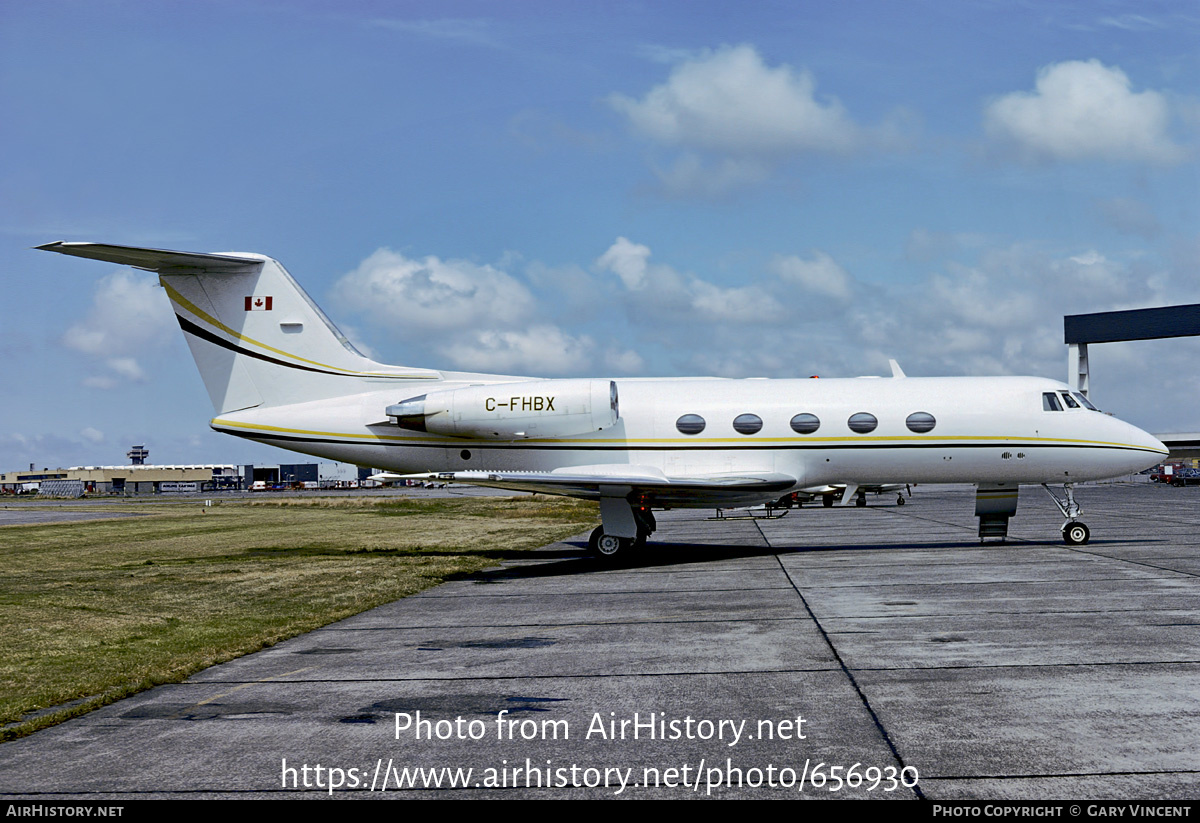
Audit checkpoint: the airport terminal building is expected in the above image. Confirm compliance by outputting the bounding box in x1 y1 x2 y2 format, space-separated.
0 461 372 496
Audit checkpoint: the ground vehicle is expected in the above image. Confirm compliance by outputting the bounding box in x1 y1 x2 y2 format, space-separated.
1151 464 1193 484
1168 468 1200 487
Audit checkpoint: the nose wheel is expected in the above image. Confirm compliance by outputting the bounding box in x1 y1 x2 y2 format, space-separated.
1063 521 1090 545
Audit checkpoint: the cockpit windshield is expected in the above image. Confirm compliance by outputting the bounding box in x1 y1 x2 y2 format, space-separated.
1044 390 1102 412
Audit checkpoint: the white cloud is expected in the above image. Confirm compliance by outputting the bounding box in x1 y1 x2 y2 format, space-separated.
609 44 871 194
1051 251 1129 301
770 252 854 300
595 237 783 325
603 348 645 373
921 266 1041 330
333 247 650 378
105 357 147 381
584 237 1194 405
80 427 104 444
595 237 652 290
844 242 1197 387
61 270 175 387
63 270 174 353
332 248 536 333
984 59 1185 163
319 238 1196 432
689 280 783 324
1069 250 1105 266
609 44 858 156
441 326 595 375
523 261 601 315
687 349 787 379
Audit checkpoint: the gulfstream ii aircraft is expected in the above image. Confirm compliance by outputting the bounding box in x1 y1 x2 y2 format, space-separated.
41 241 1168 559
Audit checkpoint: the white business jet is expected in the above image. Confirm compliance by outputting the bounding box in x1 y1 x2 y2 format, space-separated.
41 242 1168 559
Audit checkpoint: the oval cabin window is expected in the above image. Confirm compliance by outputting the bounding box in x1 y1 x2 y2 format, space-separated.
676 414 706 435
790 413 820 434
732 413 763 435
905 412 936 433
847 412 878 433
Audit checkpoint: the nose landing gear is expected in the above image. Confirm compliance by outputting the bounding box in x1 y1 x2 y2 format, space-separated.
1042 483 1090 545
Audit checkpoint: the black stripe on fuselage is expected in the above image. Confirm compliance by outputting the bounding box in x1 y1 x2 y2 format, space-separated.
175 314 352 377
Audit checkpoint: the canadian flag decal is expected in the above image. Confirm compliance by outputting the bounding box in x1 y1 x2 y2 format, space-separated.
245 296 273 311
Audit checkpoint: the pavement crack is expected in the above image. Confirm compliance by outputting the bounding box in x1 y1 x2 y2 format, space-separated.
771 552 925 800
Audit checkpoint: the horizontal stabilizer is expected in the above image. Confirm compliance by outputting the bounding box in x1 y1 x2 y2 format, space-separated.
37 242 261 272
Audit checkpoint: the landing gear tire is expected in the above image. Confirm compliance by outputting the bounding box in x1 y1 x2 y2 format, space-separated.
589 526 631 560
897 494 906 506
855 494 866 508
822 495 834 508
1063 522 1090 545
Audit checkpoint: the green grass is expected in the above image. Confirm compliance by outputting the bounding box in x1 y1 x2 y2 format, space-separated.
0 494 597 740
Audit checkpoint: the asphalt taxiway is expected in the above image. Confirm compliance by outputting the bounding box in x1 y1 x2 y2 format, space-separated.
1 483 1197 799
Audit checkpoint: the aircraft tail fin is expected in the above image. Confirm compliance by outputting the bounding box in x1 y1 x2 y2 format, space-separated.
40 242 442 414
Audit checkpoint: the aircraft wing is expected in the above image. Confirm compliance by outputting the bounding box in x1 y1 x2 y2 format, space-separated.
406 466 797 508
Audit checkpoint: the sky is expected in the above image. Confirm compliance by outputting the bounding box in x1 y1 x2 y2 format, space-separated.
2 0 1198 469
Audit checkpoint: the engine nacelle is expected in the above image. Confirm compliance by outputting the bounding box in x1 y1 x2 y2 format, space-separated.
386 379 619 440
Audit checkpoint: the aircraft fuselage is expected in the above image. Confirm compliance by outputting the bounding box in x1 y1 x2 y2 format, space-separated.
211 374 1164 498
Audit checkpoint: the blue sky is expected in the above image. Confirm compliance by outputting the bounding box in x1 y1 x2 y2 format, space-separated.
2 0 1198 469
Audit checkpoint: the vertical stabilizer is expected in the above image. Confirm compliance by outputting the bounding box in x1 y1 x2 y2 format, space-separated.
39 242 442 413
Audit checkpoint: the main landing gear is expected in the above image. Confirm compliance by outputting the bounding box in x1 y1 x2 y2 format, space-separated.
1042 484 1090 545
588 505 656 562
